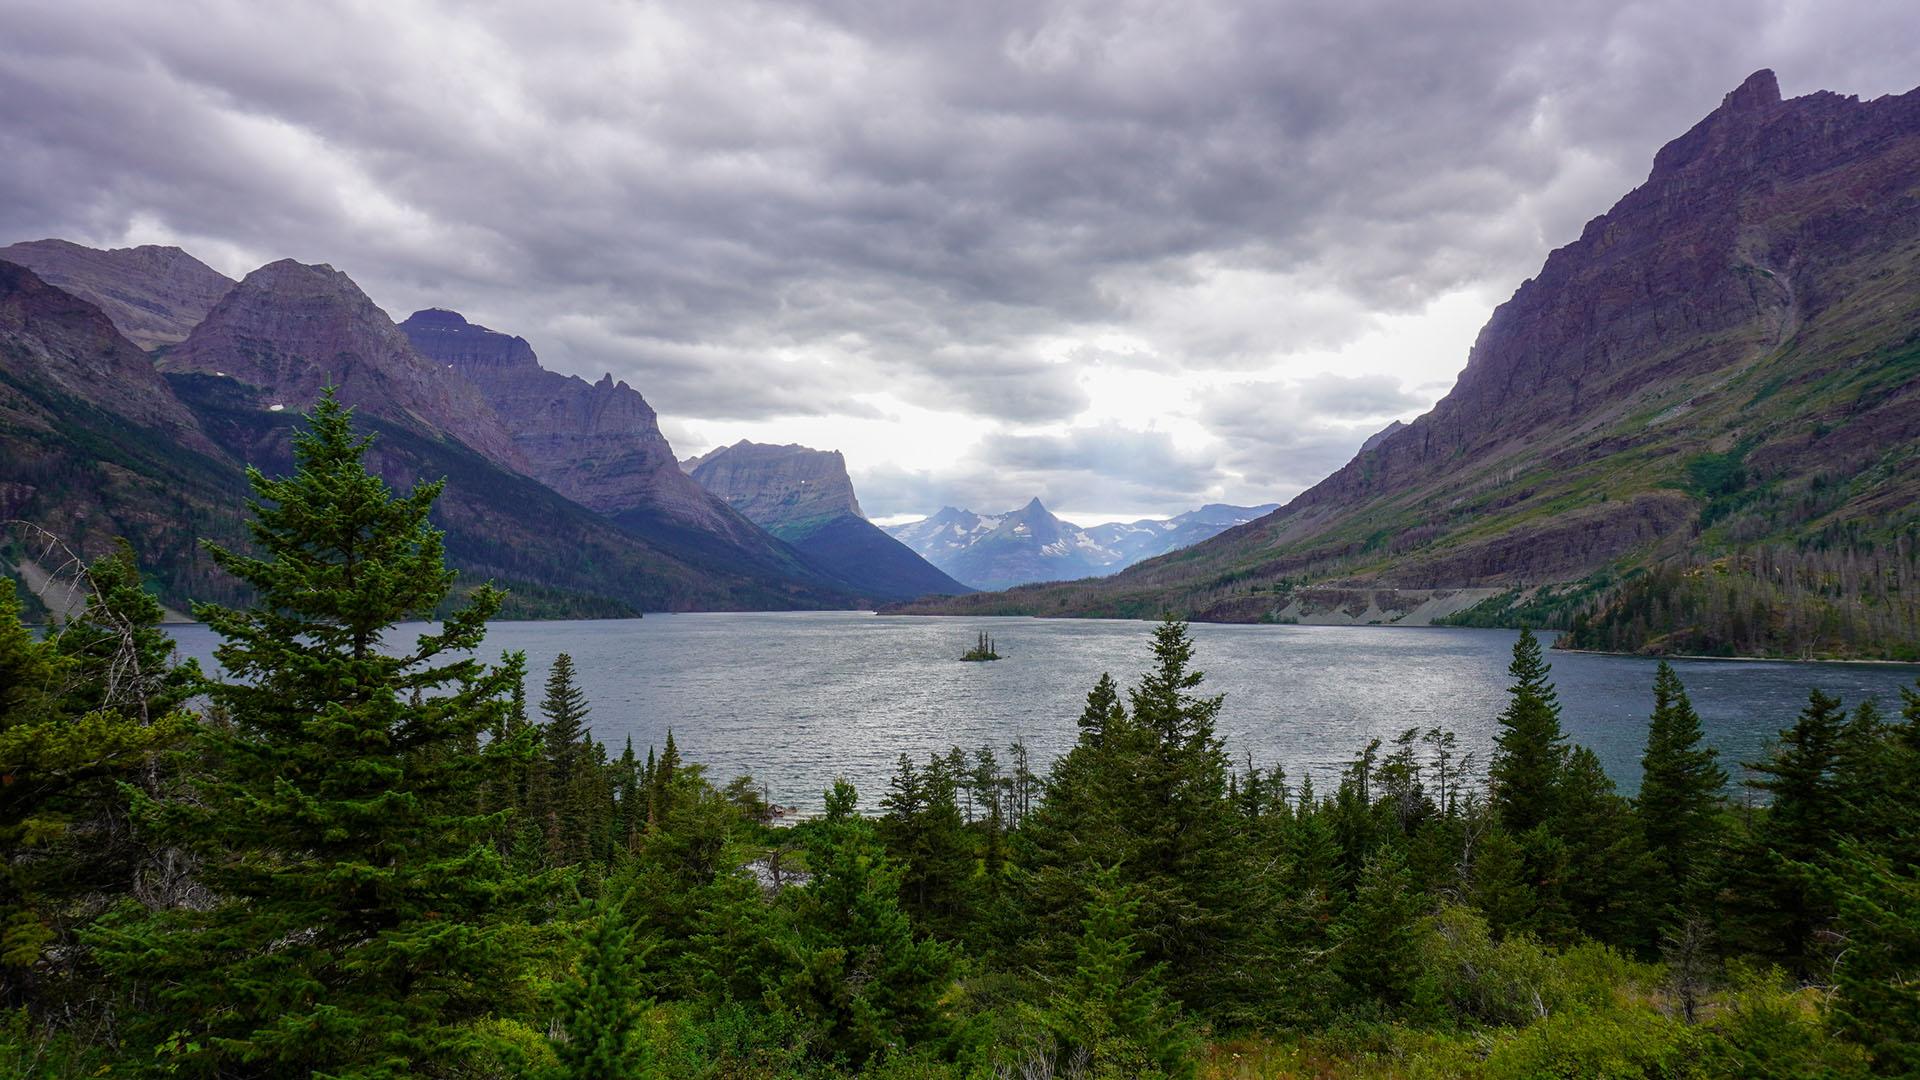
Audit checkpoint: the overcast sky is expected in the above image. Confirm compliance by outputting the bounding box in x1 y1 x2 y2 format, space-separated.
3 1 1915 524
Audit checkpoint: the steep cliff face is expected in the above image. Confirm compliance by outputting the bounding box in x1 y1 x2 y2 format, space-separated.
396 309 831 584
894 72 1920 654
0 239 234 350
686 440 970 600
161 264 528 471
684 440 865 531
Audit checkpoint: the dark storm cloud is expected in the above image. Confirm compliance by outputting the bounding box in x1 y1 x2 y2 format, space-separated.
2 0 1915 512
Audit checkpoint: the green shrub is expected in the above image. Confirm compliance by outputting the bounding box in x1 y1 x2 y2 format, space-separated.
1482 1006 1703 1079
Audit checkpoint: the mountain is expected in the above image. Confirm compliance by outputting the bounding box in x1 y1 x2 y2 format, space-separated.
887 499 1282 591
1085 503 1282 567
682 440 865 526
891 72 1920 659
684 440 971 601
159 262 529 470
1 252 857 617
0 258 251 617
883 500 1118 591
0 238 235 350
396 309 855 596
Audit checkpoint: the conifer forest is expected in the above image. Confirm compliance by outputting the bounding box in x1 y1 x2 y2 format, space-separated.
4 398 1918 1079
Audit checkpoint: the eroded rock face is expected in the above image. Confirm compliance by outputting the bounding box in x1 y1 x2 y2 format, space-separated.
683 440 971 600
1320 69 1920 517
162 263 527 471
0 259 218 456
398 309 765 548
0 239 234 350
683 441 865 532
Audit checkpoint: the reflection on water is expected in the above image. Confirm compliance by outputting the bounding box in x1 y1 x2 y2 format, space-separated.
165 612 1920 810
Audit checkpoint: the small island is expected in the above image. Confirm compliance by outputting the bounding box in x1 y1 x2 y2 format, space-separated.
960 631 1001 662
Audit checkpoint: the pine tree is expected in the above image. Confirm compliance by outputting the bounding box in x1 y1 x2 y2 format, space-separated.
649 730 681 828
1737 687 1847 970
1637 662 1726 920
1818 841 1920 1075
1469 825 1536 939
92 391 540 1076
1039 867 1195 1080
879 752 974 940
549 894 653 1080
1554 746 1647 947
775 780 954 1068
1488 628 1566 834
1328 847 1424 1011
1 547 190 1012
614 737 642 853
540 653 592 865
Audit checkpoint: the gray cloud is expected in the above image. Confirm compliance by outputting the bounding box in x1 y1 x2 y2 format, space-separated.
2 0 1915 516
1200 374 1426 498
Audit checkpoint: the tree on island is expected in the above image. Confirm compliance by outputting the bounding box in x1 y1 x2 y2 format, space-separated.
962 631 1001 661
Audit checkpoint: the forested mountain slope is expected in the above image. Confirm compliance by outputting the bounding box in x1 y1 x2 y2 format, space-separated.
895 71 1920 659
0 260 857 616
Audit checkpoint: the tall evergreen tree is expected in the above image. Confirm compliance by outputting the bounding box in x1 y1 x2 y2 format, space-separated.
1488 628 1566 834
1038 867 1195 1080
1736 687 1848 970
1328 847 1424 1012
1554 746 1647 946
1637 662 1727 920
879 752 974 940
93 391 540 1077
775 780 954 1068
1818 841 1920 1075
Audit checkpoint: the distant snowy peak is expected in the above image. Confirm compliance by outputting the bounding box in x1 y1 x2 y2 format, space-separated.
884 498 1278 591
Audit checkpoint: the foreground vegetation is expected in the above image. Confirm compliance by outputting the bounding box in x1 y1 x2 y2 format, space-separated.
3 395 1916 1077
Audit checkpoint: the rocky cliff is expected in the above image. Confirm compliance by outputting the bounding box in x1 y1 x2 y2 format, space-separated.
0 239 234 350
161 263 529 470
683 440 865 531
892 72 1920 657
397 309 843 590
0 260 218 456
685 440 970 600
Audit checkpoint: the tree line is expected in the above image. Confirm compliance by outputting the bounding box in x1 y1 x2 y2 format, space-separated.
2 394 1916 1078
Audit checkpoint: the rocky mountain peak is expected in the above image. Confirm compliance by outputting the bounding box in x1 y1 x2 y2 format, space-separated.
0 259 218 456
400 308 540 374
399 308 781 554
685 440 865 528
162 261 527 470
1723 68 1782 113
0 237 235 350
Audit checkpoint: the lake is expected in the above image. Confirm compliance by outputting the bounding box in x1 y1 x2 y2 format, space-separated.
164 612 1920 811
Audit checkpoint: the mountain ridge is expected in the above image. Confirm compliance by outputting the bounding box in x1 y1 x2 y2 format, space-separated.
0 238 235 350
888 71 1920 658
886 498 1279 591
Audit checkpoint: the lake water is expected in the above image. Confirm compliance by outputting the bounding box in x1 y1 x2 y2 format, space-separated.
164 612 1920 811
